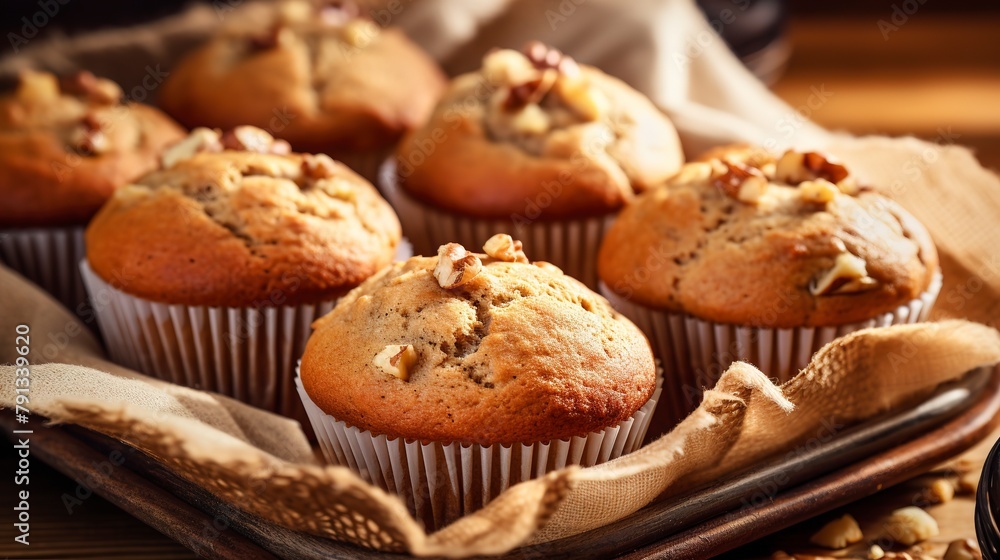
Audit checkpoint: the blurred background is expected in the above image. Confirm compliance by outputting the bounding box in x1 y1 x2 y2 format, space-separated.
2 0 999 168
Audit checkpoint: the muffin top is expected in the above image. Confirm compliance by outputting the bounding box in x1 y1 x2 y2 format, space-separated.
598 144 939 328
86 126 401 307
159 0 445 155
0 70 186 227
301 235 656 445
395 42 684 220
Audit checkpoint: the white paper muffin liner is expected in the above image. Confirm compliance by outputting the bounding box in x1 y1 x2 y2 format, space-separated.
296 367 663 529
1 226 89 317
600 272 942 427
80 260 339 427
379 159 614 289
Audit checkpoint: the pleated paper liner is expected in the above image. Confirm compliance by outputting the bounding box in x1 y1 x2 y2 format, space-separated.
0 226 91 322
601 272 942 432
332 147 392 186
296 368 663 530
80 260 337 432
379 159 613 289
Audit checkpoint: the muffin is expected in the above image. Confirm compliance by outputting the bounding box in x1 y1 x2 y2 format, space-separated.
383 41 684 288
81 126 401 426
297 234 660 528
0 70 185 315
598 144 941 425
159 0 446 181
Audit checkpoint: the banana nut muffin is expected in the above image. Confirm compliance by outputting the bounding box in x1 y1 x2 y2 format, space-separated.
85 126 401 307
300 234 656 445
598 144 939 327
395 42 684 220
159 0 445 157
0 70 186 227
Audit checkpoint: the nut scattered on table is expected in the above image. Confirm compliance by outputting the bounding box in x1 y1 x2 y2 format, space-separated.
434 243 483 289
373 344 417 381
921 477 956 505
483 234 528 263
885 506 939 546
943 538 983 560
810 513 864 549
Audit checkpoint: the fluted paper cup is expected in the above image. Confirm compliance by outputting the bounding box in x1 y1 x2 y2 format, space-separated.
297 367 663 529
1 226 89 319
380 160 613 289
601 272 942 429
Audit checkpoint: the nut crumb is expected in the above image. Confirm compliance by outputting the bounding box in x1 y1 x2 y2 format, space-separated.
885 506 939 546
483 234 528 263
434 243 482 289
868 544 886 559
921 478 955 505
943 538 982 560
373 345 417 381
809 514 864 549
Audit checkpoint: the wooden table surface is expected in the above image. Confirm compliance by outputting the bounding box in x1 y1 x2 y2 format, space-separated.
3 12 1000 560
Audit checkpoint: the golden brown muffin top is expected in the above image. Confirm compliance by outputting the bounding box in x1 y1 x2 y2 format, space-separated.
86 126 401 307
395 42 684 220
0 70 186 227
158 0 445 154
301 235 656 445
598 144 939 328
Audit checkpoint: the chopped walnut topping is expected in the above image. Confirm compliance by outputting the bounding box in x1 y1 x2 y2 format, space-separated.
220 126 291 154
799 179 840 205
885 507 939 546
319 0 361 25
483 234 528 263
713 161 769 204
161 128 224 168
943 538 982 560
555 76 608 121
868 545 886 559
301 154 339 180
482 49 541 87
373 344 417 381
59 71 122 105
343 19 379 47
811 251 878 296
776 150 851 187
69 114 109 155
503 73 557 111
809 514 864 549
521 41 579 76
510 103 551 134
16 70 60 102
434 243 483 289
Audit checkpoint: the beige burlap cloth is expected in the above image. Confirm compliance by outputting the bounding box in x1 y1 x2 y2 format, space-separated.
3 0 1000 556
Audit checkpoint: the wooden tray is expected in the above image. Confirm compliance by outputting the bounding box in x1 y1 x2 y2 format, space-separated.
5 365 1000 560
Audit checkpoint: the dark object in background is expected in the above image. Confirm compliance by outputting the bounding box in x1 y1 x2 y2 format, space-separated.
696 0 789 84
977 435 1000 559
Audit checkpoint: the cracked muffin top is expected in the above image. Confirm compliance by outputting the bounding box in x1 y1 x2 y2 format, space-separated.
85 126 401 307
394 42 684 220
300 235 656 445
158 0 445 155
598 144 939 328
0 70 186 227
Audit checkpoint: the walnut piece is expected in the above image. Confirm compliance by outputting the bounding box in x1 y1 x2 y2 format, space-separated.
811 252 878 296
521 41 579 75
510 103 551 134
809 514 864 549
69 115 109 155
343 19 379 47
220 126 291 154
373 344 417 381
713 161 768 204
482 49 541 87
59 71 122 105
799 179 840 205
434 243 482 289
921 478 955 504
301 153 339 180
503 73 556 112
483 234 528 263
868 545 886 559
775 150 851 188
555 75 608 121
161 128 224 168
17 70 60 102
884 506 939 546
943 538 982 560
